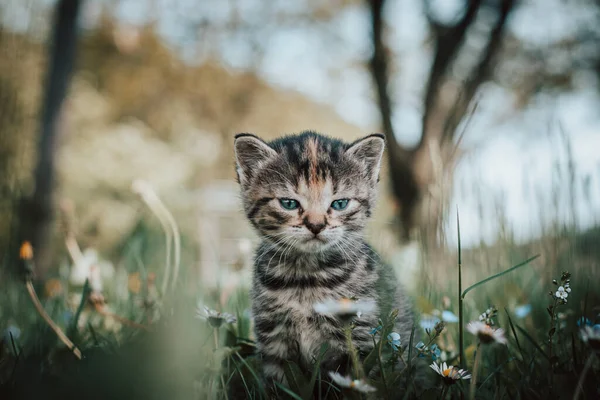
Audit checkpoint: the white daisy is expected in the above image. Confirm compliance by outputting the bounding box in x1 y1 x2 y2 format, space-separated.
466 321 508 345
313 298 376 319
328 372 377 393
430 361 471 384
196 305 237 328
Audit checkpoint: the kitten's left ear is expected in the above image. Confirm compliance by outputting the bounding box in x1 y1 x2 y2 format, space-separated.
345 134 385 181
234 133 277 185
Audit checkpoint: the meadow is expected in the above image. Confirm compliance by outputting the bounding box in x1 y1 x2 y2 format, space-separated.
0 177 598 400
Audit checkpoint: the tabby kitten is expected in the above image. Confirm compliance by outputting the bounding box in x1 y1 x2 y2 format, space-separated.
234 131 413 387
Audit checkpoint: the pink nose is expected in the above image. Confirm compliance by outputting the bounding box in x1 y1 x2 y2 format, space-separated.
304 218 325 235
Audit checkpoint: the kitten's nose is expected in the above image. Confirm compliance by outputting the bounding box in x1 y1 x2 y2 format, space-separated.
305 220 326 236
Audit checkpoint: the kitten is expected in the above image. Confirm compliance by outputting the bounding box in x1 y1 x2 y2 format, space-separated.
234 131 413 389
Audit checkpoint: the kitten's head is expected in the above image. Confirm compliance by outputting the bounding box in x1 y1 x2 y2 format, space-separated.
234 131 384 252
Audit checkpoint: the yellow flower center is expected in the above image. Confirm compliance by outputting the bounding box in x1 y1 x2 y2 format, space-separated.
442 368 452 377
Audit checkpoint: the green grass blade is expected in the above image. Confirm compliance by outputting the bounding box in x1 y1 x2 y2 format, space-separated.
504 308 526 363
67 279 90 338
235 352 267 397
479 357 515 388
363 337 382 376
283 360 306 396
457 209 465 368
461 255 539 299
515 325 550 361
231 358 252 397
307 343 329 400
274 382 304 400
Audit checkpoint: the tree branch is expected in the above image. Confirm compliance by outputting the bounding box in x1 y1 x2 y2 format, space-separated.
367 0 400 155
367 0 420 240
421 0 482 148
442 0 516 143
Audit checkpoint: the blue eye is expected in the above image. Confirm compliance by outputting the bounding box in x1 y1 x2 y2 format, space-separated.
331 199 349 211
279 198 299 210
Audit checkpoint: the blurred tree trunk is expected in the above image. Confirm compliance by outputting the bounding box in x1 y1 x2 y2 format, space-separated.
367 0 515 247
16 0 81 277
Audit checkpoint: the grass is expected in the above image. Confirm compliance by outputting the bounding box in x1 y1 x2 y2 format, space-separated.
0 189 599 399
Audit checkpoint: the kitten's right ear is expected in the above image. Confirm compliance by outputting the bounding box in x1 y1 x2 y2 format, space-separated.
234 133 277 185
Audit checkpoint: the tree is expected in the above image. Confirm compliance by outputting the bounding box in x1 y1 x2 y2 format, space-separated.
16 0 81 277
367 0 515 245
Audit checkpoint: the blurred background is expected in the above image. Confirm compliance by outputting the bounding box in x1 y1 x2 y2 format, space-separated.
1 0 600 322
1 1 600 398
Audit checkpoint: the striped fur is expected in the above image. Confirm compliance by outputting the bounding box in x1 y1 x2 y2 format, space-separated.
234 131 413 386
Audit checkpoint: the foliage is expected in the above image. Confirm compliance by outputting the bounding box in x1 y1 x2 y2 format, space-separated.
1 216 599 399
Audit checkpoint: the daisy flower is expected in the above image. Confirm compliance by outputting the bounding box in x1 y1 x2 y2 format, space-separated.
328 372 377 393
313 298 376 319
580 324 600 352
467 321 507 345
196 305 237 328
430 361 471 384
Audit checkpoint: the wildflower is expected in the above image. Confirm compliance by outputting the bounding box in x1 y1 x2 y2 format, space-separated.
68 248 114 291
19 242 34 276
197 305 237 328
419 314 441 331
19 242 33 260
328 372 377 393
442 310 459 323
430 361 471 384
514 304 532 319
387 332 401 351
430 344 441 360
433 321 446 335
555 286 568 302
580 324 600 352
478 306 498 326
313 298 376 320
577 317 592 327
467 321 507 345
370 325 382 335
44 279 64 298
128 272 142 294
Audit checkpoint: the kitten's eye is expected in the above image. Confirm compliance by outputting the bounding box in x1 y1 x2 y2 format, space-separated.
279 198 300 210
331 199 349 211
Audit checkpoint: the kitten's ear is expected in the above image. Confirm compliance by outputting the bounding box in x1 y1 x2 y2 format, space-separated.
345 134 385 181
234 133 277 185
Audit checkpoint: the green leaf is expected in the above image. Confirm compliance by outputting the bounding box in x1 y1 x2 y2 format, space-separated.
461 255 539 299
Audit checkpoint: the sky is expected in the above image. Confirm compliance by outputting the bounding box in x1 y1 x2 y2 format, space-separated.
3 0 599 247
